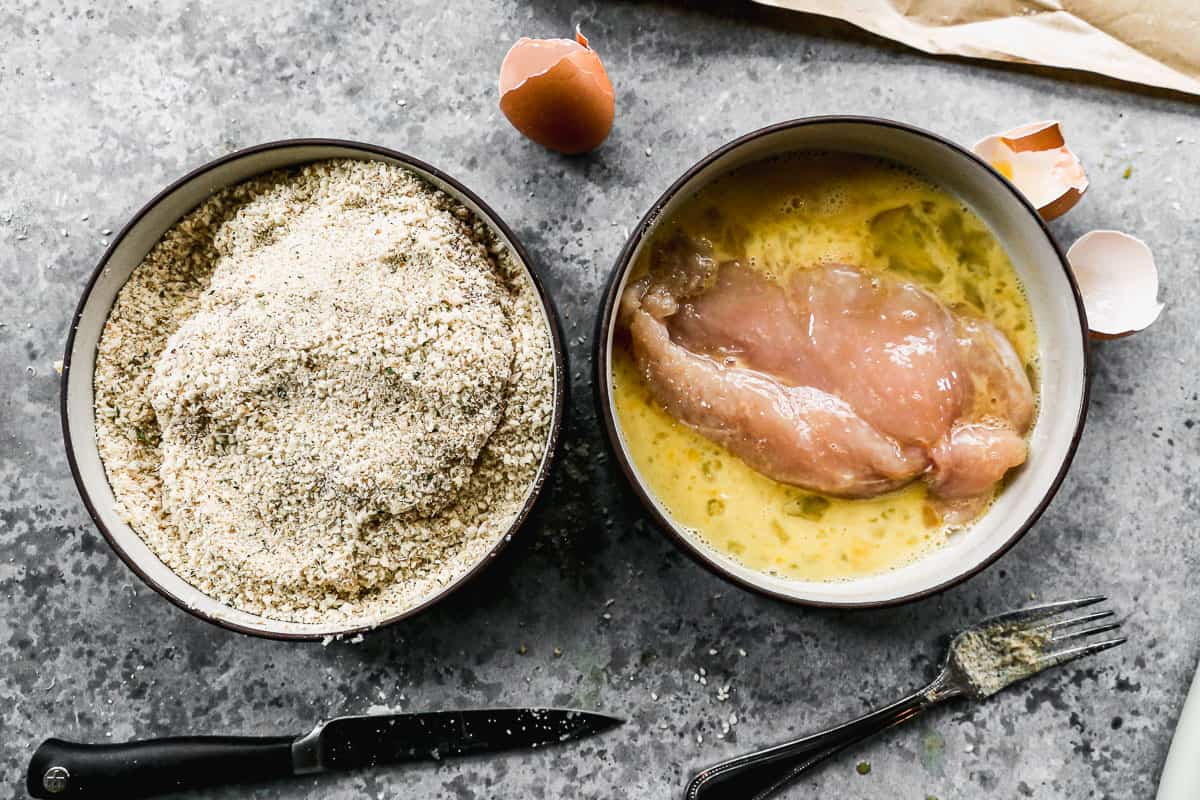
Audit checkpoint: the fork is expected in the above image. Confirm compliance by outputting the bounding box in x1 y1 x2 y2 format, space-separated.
685 596 1125 800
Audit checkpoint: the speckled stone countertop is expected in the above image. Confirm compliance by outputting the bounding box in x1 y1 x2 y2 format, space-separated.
2 2 1197 798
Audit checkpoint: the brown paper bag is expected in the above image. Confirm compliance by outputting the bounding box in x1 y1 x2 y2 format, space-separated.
753 0 1200 96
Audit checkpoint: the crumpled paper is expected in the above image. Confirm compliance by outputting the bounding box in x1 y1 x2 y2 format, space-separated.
753 0 1200 96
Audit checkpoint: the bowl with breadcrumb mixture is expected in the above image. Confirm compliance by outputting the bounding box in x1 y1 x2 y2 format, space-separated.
62 140 565 639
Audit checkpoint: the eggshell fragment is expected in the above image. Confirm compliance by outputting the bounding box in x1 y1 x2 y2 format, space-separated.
499 29 614 155
973 121 1088 221
1067 230 1163 339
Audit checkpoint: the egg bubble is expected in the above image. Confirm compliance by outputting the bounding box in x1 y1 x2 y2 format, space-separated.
818 189 848 216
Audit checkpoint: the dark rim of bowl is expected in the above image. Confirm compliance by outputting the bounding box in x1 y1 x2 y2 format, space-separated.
593 115 1091 610
61 138 568 640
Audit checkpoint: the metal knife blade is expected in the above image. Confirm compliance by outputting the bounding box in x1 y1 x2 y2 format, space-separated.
292 707 622 774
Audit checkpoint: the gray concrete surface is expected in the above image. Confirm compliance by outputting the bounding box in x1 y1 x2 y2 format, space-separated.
2 1 1197 798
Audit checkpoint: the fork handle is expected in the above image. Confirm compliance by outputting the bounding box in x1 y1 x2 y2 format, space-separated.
686 676 957 800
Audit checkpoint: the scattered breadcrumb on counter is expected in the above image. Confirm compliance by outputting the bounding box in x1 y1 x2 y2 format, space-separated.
93 159 555 624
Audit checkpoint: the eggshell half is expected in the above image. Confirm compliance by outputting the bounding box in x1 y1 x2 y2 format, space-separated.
974 121 1088 221
1067 230 1164 339
499 30 614 155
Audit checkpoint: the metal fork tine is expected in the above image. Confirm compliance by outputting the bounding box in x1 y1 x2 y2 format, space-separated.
981 595 1106 629
1051 622 1122 643
1038 609 1114 633
1037 637 1127 669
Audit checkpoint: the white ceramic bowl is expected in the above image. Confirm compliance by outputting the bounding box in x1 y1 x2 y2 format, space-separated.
595 117 1089 608
62 139 566 639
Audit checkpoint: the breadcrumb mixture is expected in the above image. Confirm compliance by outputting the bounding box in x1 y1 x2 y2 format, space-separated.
94 160 554 624
952 622 1051 697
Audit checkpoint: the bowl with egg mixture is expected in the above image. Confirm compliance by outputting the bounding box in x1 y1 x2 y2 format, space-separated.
596 117 1089 608
62 140 565 639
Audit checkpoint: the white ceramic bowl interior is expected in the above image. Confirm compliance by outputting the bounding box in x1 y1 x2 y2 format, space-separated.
601 119 1088 607
64 141 562 638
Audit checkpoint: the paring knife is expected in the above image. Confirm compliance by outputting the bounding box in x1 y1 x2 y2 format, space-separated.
26 707 622 799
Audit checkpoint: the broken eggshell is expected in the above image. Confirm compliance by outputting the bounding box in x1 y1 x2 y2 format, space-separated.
499 28 615 155
1067 230 1163 339
973 121 1088 221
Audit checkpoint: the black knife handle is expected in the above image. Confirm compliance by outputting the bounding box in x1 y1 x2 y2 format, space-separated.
27 736 296 799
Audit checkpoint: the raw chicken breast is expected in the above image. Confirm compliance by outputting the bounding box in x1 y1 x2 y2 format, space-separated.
621 287 929 497
927 421 1028 499
672 260 969 447
619 235 1035 505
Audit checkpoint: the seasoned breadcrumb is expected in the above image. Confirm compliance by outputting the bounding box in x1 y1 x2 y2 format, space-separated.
94 159 554 624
